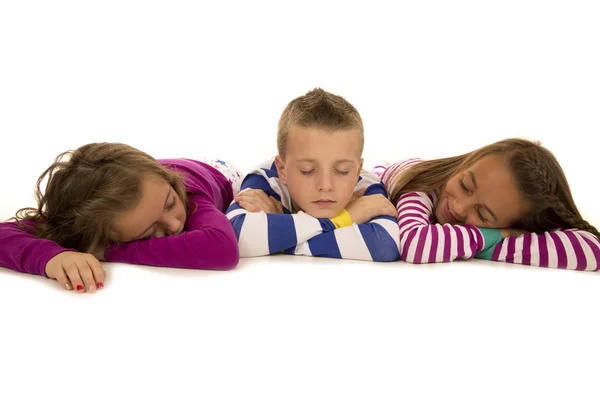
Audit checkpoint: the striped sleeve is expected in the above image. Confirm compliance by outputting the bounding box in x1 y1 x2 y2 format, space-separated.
226 172 333 257
372 158 423 188
396 191 496 263
227 163 400 261
294 215 400 262
293 174 400 262
477 229 600 271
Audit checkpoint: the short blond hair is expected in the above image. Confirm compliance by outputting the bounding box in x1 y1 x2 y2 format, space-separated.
277 88 364 158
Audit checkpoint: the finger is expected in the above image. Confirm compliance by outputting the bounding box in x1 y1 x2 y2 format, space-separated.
237 190 273 209
64 263 86 293
53 266 73 291
238 200 260 213
245 191 273 212
78 261 97 293
236 193 268 210
270 196 283 214
88 257 105 290
234 189 260 202
352 188 367 200
241 193 272 213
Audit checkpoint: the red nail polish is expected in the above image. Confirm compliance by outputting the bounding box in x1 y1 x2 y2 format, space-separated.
97 282 104 289
76 285 84 292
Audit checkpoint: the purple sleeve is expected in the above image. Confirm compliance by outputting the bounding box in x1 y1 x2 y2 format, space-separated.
487 229 600 271
104 194 239 270
396 192 487 263
0 221 74 277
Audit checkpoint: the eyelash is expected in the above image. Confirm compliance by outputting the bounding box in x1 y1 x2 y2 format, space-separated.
300 169 349 176
460 179 471 195
166 194 177 210
460 179 487 223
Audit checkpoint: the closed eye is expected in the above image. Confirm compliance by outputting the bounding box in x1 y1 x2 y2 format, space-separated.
476 207 488 223
166 194 177 210
460 179 471 195
335 169 349 175
300 170 315 176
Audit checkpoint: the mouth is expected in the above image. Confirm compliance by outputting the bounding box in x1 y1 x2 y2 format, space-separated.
443 199 459 224
312 199 336 207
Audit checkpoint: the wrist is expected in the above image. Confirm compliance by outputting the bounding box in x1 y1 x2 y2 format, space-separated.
330 209 353 228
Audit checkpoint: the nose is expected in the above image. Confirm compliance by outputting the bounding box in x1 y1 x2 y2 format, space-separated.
316 170 333 192
156 215 181 237
452 196 471 221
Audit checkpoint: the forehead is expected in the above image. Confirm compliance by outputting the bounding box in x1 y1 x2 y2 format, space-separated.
467 155 525 222
112 176 170 238
285 125 362 161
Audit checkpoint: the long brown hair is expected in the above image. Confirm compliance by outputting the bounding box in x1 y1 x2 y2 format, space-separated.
387 138 599 239
13 142 188 252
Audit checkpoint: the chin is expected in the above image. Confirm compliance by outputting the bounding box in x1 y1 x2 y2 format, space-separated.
304 207 339 219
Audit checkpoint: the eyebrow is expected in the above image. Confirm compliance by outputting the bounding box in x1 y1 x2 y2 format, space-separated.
468 170 497 222
132 188 172 240
296 158 355 164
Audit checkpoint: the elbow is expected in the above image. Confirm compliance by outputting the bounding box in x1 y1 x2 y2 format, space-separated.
184 231 240 271
399 254 423 264
372 246 401 262
212 237 240 270
399 246 425 264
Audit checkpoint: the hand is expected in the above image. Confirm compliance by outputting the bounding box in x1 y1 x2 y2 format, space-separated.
499 228 527 238
351 187 367 201
235 189 283 214
346 193 398 224
45 251 105 293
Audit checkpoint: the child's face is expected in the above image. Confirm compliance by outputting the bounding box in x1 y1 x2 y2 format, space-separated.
112 175 187 242
275 125 363 218
435 154 528 228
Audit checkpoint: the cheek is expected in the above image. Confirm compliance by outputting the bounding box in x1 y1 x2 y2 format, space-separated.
444 179 457 196
288 174 311 192
177 200 187 221
340 176 357 195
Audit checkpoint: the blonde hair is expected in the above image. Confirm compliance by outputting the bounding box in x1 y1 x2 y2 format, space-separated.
277 88 364 158
13 142 188 252
387 138 600 239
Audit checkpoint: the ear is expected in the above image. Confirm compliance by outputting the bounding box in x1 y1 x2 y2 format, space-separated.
275 155 288 185
357 158 364 177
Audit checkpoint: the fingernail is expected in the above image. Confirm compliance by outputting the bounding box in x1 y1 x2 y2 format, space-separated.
76 285 84 292
97 282 104 289
65 283 72 290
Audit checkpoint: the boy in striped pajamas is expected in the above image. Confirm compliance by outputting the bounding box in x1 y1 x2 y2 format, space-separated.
373 139 600 271
226 88 400 262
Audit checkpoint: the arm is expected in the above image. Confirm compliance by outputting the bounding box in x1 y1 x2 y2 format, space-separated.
226 173 340 257
476 229 600 271
293 181 401 262
105 194 239 270
294 215 400 262
396 192 502 263
0 221 73 277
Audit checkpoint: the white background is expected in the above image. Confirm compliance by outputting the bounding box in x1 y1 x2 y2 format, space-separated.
0 1 599 399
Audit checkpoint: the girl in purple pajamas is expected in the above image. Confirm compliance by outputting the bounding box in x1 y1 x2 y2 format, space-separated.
0 142 243 293
374 138 600 271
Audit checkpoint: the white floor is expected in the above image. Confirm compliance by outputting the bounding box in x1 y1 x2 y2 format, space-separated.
1 255 599 400
2 1 600 399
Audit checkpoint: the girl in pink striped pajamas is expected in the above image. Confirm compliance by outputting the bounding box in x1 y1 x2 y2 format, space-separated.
373 138 600 271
